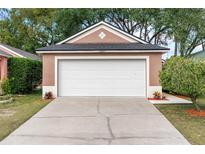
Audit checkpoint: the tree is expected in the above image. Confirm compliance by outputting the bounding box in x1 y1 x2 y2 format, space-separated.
160 57 205 111
49 8 171 45
55 9 106 41
0 9 59 53
105 8 170 45
164 9 205 56
0 9 9 19
1 8 205 56
0 9 106 52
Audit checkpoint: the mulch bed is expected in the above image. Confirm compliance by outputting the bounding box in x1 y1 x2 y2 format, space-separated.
148 98 169 101
174 95 190 99
186 109 205 117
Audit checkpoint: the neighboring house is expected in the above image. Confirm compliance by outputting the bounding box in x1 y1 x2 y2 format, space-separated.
0 43 40 80
36 21 169 98
190 50 205 60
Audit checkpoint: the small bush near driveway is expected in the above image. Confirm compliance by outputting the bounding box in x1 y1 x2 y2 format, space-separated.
2 57 42 94
160 57 205 111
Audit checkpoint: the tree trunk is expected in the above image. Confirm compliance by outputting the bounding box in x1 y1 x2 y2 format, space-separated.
174 41 178 56
202 41 205 51
180 43 185 57
191 97 201 112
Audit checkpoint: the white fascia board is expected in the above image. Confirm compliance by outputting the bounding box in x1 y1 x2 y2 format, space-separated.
57 21 104 45
0 45 24 58
36 50 169 54
68 25 136 43
102 22 148 44
57 21 148 45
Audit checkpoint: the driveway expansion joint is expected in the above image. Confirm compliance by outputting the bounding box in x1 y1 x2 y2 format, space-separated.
97 97 101 114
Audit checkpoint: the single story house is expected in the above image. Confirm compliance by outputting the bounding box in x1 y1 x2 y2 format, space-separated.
36 21 169 98
0 43 40 80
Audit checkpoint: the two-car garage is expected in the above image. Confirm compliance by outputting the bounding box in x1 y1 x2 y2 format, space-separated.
38 21 168 98
58 58 147 97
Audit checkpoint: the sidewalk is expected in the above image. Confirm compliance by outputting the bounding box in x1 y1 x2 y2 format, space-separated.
149 93 192 104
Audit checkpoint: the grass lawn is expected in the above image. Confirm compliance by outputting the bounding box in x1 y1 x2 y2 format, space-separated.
0 90 50 141
156 97 205 145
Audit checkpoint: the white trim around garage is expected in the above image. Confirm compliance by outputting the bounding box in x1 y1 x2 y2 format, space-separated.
53 55 150 97
43 86 57 98
147 86 162 98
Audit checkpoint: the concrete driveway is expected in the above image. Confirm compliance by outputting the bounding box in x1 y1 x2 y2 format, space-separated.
1 97 189 145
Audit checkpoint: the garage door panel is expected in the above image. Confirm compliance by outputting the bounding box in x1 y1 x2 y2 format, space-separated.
61 71 144 79
61 80 145 89
60 89 144 96
60 61 144 70
58 59 146 96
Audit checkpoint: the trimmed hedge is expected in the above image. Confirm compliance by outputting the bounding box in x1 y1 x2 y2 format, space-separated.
2 57 42 94
160 57 205 111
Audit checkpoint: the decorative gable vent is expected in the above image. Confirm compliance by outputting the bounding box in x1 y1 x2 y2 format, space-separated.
99 32 106 39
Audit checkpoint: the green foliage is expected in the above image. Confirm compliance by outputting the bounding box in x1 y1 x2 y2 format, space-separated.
0 9 59 53
164 9 205 56
55 9 106 40
4 57 42 94
1 8 205 55
160 57 205 111
1 79 12 94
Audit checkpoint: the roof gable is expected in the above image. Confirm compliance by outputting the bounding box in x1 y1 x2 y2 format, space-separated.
68 27 132 44
0 44 23 57
0 43 40 61
57 21 148 44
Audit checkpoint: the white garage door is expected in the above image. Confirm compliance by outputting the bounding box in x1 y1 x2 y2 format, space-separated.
58 59 146 96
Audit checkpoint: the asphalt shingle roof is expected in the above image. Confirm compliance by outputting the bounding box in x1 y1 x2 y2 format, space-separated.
0 49 12 57
37 43 169 52
0 43 41 61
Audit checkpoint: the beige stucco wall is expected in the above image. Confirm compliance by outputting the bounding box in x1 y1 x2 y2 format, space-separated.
42 53 163 87
68 28 131 44
0 56 8 80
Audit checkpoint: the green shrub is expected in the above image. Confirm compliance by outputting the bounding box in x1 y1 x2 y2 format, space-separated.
5 57 42 94
1 79 12 94
160 57 205 111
